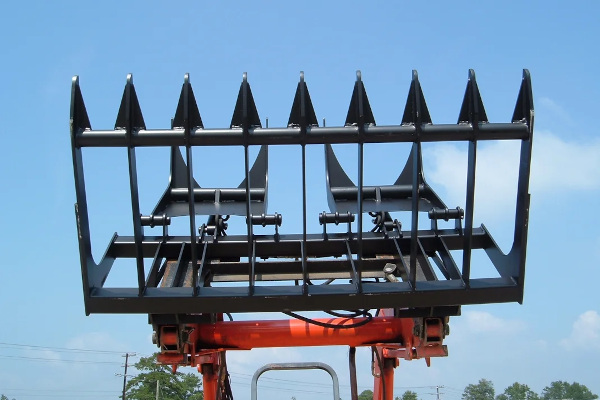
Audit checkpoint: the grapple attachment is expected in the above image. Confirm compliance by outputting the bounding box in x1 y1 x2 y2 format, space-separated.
70 70 533 318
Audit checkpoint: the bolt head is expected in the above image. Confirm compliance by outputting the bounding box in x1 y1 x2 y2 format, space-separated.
383 263 397 274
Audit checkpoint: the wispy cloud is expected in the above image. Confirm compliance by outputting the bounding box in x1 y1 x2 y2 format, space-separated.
227 347 303 370
538 97 574 125
65 331 128 353
426 141 520 222
559 310 600 351
459 311 526 335
530 130 600 193
426 130 600 221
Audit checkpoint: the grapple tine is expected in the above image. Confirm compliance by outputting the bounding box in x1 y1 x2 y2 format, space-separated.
288 71 319 127
345 70 375 126
402 70 428 289
459 69 484 285
402 70 431 125
458 69 489 124
115 74 146 130
289 71 317 294
173 73 204 130
115 74 146 295
176 73 200 295
512 69 534 126
231 72 262 129
70 76 91 131
70 76 95 314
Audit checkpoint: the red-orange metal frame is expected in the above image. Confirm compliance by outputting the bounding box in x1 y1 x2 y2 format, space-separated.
156 311 448 400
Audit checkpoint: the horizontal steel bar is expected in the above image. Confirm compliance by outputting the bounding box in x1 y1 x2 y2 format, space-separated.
108 228 494 259
170 188 265 202
75 123 529 148
87 278 521 314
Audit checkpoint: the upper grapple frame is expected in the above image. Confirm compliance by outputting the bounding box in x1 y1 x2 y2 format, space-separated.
70 70 533 318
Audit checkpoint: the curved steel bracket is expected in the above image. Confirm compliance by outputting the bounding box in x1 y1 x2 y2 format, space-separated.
325 143 447 213
152 145 268 217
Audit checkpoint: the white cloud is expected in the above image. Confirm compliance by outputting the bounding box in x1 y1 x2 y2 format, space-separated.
426 141 521 221
538 97 573 124
65 331 128 351
560 310 600 351
426 131 600 221
459 311 526 335
227 347 304 371
23 348 63 364
531 130 600 193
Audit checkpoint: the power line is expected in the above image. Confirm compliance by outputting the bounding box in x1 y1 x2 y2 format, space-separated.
0 395 118 399
0 354 122 364
0 341 126 354
2 388 119 393
228 368 444 391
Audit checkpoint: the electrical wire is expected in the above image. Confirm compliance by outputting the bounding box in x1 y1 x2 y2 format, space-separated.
0 341 126 354
0 354 122 364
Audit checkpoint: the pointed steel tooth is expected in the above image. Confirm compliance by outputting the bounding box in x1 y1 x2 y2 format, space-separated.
401 70 432 124
458 69 489 124
115 74 146 130
288 71 318 127
70 76 91 131
173 73 203 129
345 70 375 126
230 72 262 128
512 69 534 125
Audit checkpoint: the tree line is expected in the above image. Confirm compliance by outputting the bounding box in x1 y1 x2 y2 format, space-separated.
3 366 597 400
356 380 598 400
463 379 598 400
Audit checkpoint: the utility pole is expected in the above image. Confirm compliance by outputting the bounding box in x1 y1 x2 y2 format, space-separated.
156 379 160 400
436 385 444 400
117 352 136 400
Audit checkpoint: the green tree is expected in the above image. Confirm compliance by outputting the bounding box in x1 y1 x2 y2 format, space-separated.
396 390 419 400
463 379 495 400
541 381 598 400
1 395 15 400
497 383 540 400
125 353 203 400
359 389 374 400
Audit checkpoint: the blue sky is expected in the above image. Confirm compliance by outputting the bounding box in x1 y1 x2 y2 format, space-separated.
1 1 599 399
